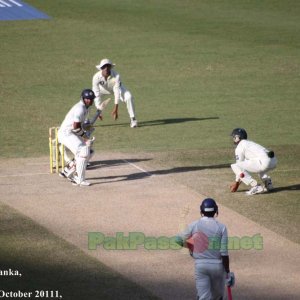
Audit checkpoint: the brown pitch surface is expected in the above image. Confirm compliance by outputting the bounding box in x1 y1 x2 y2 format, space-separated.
0 153 299 299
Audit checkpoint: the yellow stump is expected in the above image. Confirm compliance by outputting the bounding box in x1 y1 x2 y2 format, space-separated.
49 128 54 173
55 127 59 173
49 127 65 174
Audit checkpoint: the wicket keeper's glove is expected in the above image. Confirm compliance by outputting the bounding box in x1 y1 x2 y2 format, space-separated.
230 181 240 192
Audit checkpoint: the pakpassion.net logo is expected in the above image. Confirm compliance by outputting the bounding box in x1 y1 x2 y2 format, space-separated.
88 232 263 252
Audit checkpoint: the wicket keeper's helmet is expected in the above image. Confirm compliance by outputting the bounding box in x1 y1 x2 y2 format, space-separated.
231 128 248 140
200 198 218 215
81 89 95 100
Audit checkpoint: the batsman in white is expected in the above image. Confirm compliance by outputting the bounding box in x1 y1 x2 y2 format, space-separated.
57 89 96 186
230 128 278 195
92 58 138 128
176 198 235 300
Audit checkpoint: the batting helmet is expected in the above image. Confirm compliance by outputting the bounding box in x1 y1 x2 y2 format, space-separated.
81 89 95 101
200 198 218 215
231 128 248 140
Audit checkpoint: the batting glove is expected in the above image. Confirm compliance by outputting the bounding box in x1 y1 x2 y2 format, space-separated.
226 272 235 287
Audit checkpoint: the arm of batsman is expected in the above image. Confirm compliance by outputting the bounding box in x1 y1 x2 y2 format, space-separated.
82 119 93 131
84 136 95 147
83 127 95 138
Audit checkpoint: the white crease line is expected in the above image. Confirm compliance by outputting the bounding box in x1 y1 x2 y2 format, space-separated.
0 163 152 178
0 172 49 178
26 162 49 166
122 159 153 176
89 166 133 169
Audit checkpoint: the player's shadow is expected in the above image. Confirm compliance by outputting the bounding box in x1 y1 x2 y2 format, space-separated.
231 184 300 194
137 117 219 127
269 184 300 192
89 163 230 184
98 117 219 127
87 158 152 170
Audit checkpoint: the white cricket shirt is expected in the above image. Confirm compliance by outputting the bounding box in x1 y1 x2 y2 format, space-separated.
179 217 228 262
92 69 121 107
59 100 88 133
235 140 270 162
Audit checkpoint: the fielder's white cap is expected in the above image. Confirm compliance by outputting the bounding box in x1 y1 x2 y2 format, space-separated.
96 58 115 70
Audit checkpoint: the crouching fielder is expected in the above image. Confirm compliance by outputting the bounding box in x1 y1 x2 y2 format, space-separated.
58 89 96 186
92 58 138 128
230 128 277 195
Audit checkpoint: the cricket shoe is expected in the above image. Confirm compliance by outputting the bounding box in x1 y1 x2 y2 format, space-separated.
59 165 76 179
245 185 265 196
130 120 138 128
71 176 91 187
73 181 91 187
59 171 67 179
263 178 274 191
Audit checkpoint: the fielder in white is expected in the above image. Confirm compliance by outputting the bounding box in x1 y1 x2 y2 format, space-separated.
176 198 235 300
92 58 138 128
58 89 96 186
230 128 277 195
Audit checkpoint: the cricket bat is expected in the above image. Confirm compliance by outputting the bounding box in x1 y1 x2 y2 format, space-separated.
227 286 233 300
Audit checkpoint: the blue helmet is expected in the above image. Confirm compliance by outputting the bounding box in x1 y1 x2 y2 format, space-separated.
231 128 247 140
200 198 218 215
81 89 95 101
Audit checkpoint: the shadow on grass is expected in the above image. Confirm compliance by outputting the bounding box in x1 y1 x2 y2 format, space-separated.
233 184 300 194
97 117 219 128
89 163 230 184
137 117 219 127
270 184 300 192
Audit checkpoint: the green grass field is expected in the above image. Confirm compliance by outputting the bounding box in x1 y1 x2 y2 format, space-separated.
1 0 299 156
1 0 299 298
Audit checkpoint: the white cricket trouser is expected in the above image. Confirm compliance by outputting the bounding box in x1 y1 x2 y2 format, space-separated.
195 262 225 300
59 144 73 164
57 130 89 182
231 157 277 185
120 87 135 118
